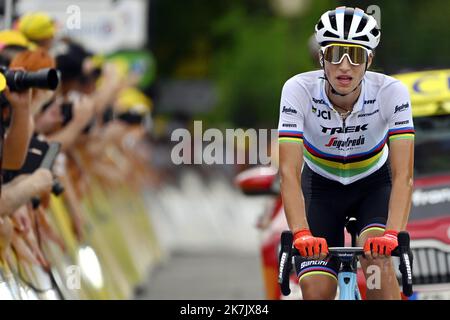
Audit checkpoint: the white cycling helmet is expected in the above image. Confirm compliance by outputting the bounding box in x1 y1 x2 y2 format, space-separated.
315 6 380 50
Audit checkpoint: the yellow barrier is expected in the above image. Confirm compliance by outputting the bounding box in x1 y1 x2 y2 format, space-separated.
0 141 161 300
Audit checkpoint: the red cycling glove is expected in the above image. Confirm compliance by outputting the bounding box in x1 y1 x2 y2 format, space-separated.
364 230 398 256
293 229 329 258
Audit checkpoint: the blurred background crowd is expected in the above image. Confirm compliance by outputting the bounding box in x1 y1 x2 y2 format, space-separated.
0 0 449 300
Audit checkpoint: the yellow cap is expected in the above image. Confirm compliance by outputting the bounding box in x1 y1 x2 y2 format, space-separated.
17 12 56 41
116 87 153 115
0 74 6 92
91 54 105 69
0 29 31 48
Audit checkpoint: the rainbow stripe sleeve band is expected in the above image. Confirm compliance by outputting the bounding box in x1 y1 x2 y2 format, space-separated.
278 130 303 144
388 127 415 141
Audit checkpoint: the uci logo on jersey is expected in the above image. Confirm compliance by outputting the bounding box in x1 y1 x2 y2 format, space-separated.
282 106 297 114
312 105 331 120
321 124 368 135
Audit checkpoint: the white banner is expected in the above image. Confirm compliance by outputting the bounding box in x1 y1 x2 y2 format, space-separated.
16 0 148 54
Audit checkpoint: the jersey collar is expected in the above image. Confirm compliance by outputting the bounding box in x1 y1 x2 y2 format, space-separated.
320 73 366 114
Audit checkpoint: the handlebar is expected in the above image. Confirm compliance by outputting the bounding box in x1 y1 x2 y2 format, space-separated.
278 230 414 298
392 232 414 297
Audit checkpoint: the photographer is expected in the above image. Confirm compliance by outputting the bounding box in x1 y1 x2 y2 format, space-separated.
2 48 59 173
1 85 33 170
56 39 130 125
40 42 97 151
9 48 56 115
38 93 96 152
0 49 60 268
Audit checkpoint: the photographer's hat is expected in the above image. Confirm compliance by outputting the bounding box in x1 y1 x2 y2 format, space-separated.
17 12 56 41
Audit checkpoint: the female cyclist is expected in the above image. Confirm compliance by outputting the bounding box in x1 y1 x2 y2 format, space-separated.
278 6 414 300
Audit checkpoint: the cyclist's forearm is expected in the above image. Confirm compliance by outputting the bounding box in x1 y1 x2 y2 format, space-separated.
280 170 308 233
386 139 414 232
386 175 413 231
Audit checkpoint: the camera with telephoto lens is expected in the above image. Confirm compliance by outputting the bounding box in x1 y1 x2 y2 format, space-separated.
0 66 59 92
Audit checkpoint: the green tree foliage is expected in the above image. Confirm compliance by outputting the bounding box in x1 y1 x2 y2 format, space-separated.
209 1 334 127
151 0 450 127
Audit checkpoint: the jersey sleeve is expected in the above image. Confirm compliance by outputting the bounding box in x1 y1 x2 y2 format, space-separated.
277 79 306 144
380 81 415 142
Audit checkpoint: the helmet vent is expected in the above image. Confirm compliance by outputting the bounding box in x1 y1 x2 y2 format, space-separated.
317 20 324 30
356 16 368 33
328 12 337 30
370 28 380 37
323 30 339 38
353 35 369 42
344 14 353 39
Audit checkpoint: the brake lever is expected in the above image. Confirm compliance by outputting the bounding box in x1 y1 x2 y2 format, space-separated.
392 231 414 297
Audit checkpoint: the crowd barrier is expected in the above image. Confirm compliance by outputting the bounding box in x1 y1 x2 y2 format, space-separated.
0 146 270 300
0 143 162 300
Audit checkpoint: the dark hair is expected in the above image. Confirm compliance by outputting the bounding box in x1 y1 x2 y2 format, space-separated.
56 42 92 82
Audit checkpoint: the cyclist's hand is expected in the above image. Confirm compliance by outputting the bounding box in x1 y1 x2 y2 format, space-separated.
364 230 398 258
293 229 328 260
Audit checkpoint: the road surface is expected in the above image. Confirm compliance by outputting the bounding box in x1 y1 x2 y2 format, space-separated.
135 250 265 300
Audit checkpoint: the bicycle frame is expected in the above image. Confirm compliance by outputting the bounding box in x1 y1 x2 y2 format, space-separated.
338 271 361 300
330 247 364 300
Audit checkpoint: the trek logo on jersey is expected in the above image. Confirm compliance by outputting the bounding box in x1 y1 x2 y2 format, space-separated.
312 97 327 105
282 123 297 128
321 124 368 135
312 105 331 120
358 109 379 118
282 106 297 114
325 135 366 148
394 103 409 114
